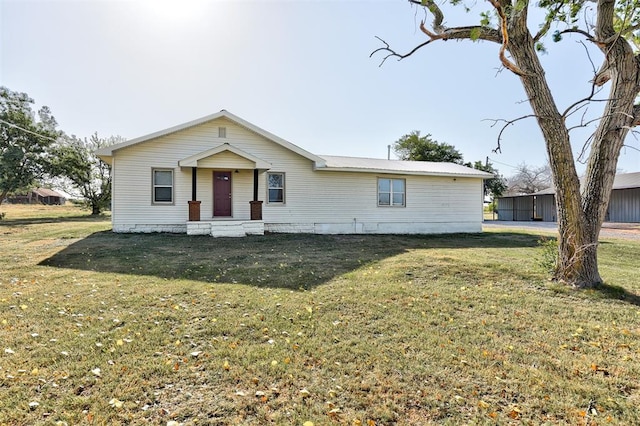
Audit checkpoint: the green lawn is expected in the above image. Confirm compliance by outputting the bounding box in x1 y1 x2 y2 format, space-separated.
1 205 639 425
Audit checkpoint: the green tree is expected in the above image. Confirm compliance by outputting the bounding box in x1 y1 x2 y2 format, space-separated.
374 0 640 288
393 130 464 163
465 160 507 198
0 87 60 205
48 133 121 215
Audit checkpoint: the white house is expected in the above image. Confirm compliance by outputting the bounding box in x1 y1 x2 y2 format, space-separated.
96 111 491 237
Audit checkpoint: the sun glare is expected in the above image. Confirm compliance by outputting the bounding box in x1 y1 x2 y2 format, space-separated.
141 0 207 24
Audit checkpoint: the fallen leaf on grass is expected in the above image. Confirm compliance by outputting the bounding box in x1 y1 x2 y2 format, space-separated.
507 408 521 419
478 400 490 409
590 364 610 375
108 398 124 408
91 368 101 377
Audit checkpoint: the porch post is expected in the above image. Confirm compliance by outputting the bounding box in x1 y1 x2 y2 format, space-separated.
253 169 259 201
250 169 263 220
188 167 201 221
191 167 197 201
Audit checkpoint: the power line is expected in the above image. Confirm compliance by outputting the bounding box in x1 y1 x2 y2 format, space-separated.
0 118 59 142
487 157 519 169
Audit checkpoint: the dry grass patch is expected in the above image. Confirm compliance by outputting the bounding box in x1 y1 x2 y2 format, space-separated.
1 205 639 425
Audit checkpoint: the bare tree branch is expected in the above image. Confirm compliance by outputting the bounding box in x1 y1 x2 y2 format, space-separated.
562 41 608 119
483 115 537 153
370 36 436 66
372 0 504 67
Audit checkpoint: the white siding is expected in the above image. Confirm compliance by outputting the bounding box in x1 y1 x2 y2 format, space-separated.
263 171 483 232
111 117 484 233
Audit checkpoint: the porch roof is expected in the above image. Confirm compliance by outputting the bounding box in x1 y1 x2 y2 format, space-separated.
178 143 271 170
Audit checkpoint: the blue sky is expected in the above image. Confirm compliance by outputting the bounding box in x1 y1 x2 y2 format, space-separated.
2 0 639 177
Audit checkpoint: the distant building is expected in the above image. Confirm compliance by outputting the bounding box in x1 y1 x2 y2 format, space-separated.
6 188 66 205
495 172 640 223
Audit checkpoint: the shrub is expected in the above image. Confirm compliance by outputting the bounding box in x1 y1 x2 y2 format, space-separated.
537 236 558 274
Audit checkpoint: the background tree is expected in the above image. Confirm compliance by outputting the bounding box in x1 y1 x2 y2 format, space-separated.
393 130 464 163
0 87 60 205
507 163 553 194
466 160 508 198
374 0 640 288
48 133 121 215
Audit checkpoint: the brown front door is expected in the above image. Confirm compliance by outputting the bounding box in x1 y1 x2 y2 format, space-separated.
213 171 232 217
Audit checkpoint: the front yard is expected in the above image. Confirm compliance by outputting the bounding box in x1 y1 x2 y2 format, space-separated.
1 205 639 424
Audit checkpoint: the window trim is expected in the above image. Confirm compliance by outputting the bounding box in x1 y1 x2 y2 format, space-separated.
266 172 285 205
151 168 174 205
377 177 406 207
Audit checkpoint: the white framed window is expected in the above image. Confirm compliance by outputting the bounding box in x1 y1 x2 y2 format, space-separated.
152 169 174 204
267 172 285 204
218 127 226 138
378 178 405 207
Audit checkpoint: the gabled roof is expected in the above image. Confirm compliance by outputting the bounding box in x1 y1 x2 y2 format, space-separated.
96 110 325 166
95 110 491 179
316 155 493 178
178 143 271 169
32 188 63 197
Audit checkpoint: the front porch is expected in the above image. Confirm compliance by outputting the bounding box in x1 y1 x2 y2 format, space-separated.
187 220 264 237
180 142 270 236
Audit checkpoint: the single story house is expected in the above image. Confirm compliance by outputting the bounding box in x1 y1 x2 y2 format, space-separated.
5 188 66 205
496 172 640 223
96 111 492 237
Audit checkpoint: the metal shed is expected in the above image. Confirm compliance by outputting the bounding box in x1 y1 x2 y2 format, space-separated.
495 172 640 223
606 173 640 222
496 194 534 221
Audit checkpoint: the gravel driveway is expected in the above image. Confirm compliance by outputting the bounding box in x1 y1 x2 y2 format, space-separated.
483 220 640 241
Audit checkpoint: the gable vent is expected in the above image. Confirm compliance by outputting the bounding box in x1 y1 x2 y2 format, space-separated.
219 127 227 138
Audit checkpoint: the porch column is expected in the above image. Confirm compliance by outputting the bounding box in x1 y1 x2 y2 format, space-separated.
188 166 201 221
250 168 263 220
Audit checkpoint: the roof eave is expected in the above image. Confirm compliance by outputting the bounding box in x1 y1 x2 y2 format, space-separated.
314 166 491 178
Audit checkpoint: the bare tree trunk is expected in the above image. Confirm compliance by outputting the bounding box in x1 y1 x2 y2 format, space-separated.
507 13 605 288
375 0 640 288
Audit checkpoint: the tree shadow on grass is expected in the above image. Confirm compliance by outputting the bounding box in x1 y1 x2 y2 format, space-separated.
39 231 550 290
589 283 640 307
38 231 640 302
